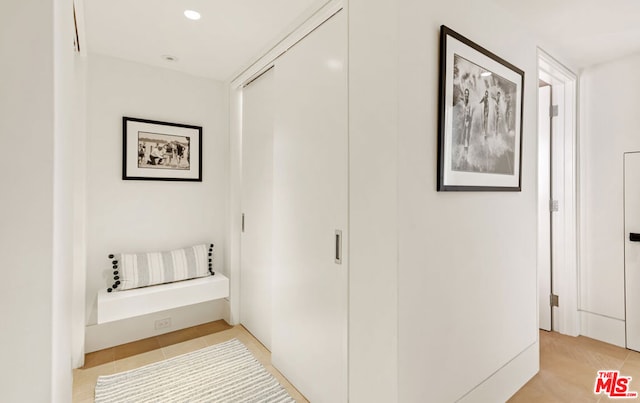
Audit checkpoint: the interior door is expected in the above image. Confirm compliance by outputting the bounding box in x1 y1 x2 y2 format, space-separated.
538 84 552 331
625 152 640 351
271 10 348 403
240 68 275 350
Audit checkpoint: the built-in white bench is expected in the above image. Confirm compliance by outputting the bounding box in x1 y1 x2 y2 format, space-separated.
97 273 229 324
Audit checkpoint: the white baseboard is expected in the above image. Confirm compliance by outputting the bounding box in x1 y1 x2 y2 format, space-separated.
580 310 625 347
84 299 228 355
457 341 539 403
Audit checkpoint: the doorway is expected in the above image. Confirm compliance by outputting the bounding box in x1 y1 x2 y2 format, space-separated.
538 80 552 331
537 49 579 336
624 152 640 351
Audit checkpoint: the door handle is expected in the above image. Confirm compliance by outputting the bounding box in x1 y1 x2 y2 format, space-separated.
630 233 640 242
335 230 342 264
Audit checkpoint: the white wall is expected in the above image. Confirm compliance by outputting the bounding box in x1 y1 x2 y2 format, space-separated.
578 53 640 346
72 55 88 368
348 1 399 401
71 0 89 369
396 1 539 401
229 1 541 400
53 0 83 399
85 54 229 350
0 0 54 398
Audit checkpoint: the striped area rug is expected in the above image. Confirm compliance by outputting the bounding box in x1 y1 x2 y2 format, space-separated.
95 339 295 403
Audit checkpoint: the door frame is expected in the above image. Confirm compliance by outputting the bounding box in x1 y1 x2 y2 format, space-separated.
228 0 344 324
537 49 579 336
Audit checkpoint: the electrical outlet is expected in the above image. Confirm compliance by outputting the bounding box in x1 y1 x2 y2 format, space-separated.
154 317 171 330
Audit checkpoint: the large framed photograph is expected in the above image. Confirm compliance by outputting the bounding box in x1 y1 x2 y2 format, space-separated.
123 117 202 181
437 25 524 191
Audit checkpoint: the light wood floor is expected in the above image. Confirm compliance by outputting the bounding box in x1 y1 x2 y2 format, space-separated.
509 330 640 402
75 326 637 402
72 320 308 403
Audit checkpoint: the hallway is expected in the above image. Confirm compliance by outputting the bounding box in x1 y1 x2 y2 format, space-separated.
510 331 639 402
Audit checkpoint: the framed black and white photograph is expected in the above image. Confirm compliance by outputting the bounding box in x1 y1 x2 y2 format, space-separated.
123 117 202 181
437 25 524 191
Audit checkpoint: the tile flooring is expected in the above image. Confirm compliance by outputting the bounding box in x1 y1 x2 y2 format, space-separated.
72 320 308 403
509 330 640 402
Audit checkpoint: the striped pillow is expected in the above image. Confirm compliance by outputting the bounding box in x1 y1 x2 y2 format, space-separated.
107 244 214 292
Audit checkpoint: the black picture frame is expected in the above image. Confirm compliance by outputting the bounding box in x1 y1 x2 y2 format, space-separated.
437 25 524 191
122 117 202 182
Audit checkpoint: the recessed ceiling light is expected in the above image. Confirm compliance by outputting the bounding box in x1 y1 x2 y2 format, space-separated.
184 10 201 20
481 71 492 77
162 55 178 62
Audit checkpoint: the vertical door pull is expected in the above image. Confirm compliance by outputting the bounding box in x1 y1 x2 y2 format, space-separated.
335 230 342 264
242 213 245 233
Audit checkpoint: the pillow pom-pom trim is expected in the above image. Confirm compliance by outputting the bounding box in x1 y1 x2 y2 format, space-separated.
109 253 120 291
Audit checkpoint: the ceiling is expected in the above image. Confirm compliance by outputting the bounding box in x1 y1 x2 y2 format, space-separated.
83 0 321 81
490 0 640 69
84 0 640 81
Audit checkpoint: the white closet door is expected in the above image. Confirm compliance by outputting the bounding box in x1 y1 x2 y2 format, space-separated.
272 10 348 403
240 68 275 350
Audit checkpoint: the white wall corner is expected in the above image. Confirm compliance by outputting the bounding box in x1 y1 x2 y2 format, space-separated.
227 84 242 326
